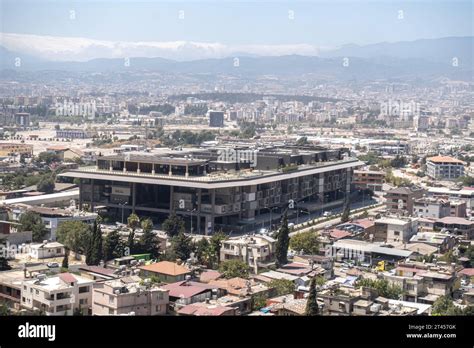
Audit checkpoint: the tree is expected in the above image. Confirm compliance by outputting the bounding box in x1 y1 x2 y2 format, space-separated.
85 220 103 266
56 221 90 253
432 295 464 315
305 276 319 316
219 259 251 279
275 214 290 267
37 152 60 165
127 213 140 231
268 279 295 296
0 236 11 271
138 218 160 258
355 278 403 299
61 248 69 269
194 238 211 265
36 175 55 193
162 214 185 237
17 211 48 242
208 231 227 267
103 229 123 261
289 231 320 255
127 213 140 253
340 199 351 223
169 232 193 261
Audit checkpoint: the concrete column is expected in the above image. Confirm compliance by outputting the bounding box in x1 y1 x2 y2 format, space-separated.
79 179 83 210
169 165 172 176
152 163 155 175
137 162 140 174
185 165 189 178
197 188 202 234
123 162 127 173
90 179 94 211
210 189 216 235
132 183 136 213
109 160 112 171
169 186 174 213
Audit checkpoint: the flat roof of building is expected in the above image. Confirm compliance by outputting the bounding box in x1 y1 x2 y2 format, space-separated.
59 159 364 189
332 239 412 258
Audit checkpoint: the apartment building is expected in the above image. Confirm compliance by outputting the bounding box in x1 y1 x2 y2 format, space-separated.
385 186 425 214
374 216 419 243
21 273 94 315
0 143 33 157
426 156 465 180
382 262 457 303
92 276 169 316
412 197 450 219
220 235 276 273
60 145 362 234
353 169 385 192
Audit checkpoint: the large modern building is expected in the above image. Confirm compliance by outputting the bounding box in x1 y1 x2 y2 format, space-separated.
60 145 363 234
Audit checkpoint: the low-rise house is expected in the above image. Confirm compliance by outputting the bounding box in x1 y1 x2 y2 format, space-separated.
319 288 362 315
293 255 334 279
138 261 191 283
220 235 276 273
373 216 419 243
92 276 169 316
21 273 94 315
162 280 221 310
330 239 412 266
209 277 269 298
28 241 65 259
409 232 456 253
434 217 474 239
382 262 457 303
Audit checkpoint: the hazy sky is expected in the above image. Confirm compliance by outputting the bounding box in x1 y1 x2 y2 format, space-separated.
1 0 472 47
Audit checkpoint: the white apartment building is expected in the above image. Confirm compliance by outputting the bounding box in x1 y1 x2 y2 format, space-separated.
220 235 276 273
21 273 94 315
426 156 465 180
412 197 450 219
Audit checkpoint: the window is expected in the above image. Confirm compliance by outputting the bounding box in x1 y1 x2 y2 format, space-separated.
35 290 39 295
56 248 62 253
79 286 89 294
394 231 400 236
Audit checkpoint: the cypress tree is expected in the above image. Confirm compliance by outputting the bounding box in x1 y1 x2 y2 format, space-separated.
62 248 69 269
305 276 319 316
275 213 290 267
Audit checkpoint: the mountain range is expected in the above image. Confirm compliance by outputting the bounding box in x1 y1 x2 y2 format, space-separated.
0 36 472 81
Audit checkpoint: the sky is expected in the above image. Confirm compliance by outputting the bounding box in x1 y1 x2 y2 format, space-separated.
0 0 472 61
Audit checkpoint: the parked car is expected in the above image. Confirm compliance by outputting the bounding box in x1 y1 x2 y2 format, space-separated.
47 262 59 268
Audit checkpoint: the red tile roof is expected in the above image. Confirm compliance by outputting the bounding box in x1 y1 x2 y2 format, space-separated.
139 261 191 276
177 303 235 316
329 229 352 240
59 273 77 283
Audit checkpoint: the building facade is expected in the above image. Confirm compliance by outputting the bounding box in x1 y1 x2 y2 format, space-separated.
426 156 465 180
60 146 362 234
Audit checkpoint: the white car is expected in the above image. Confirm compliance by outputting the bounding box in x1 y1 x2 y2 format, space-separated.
323 211 332 217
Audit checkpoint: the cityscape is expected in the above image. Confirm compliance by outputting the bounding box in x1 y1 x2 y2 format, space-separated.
0 1 473 344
